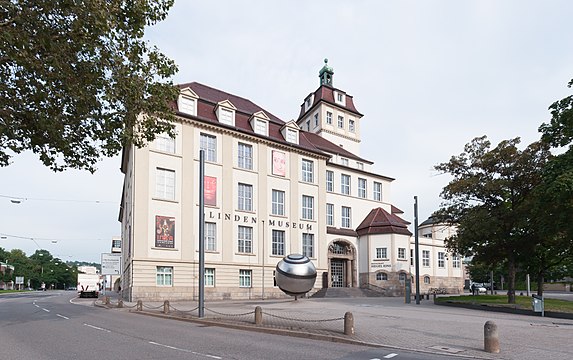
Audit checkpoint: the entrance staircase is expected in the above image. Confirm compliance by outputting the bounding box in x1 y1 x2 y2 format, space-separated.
310 287 384 298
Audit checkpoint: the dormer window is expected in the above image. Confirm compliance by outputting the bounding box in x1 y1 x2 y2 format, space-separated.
334 91 346 106
304 94 315 112
178 87 199 116
341 158 349 166
254 119 268 136
286 128 298 143
219 108 233 125
249 111 270 137
215 100 237 126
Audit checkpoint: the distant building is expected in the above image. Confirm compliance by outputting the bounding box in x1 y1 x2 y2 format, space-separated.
0 261 14 290
118 60 464 301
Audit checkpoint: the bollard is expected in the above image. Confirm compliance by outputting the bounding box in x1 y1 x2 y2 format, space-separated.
484 320 500 353
137 300 142 311
117 299 124 308
163 300 170 314
254 306 263 325
344 311 354 335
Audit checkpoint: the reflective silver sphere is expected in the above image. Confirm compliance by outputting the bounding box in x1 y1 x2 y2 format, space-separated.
275 254 317 296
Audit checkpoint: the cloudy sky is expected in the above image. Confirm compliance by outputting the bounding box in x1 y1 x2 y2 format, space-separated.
1 0 572 263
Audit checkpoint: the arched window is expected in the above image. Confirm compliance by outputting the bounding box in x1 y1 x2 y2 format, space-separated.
376 272 388 281
424 276 430 284
399 272 407 283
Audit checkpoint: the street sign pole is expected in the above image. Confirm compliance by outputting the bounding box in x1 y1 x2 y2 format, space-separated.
198 150 205 318
414 196 420 305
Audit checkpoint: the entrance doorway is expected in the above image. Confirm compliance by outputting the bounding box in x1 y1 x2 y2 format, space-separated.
330 259 345 287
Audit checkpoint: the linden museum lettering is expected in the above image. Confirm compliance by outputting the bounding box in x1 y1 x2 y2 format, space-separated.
206 211 313 230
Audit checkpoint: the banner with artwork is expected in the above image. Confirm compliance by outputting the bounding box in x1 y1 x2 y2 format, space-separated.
204 176 217 206
155 215 175 248
272 150 286 176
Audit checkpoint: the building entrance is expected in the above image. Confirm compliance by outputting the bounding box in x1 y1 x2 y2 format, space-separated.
327 240 356 288
330 259 345 287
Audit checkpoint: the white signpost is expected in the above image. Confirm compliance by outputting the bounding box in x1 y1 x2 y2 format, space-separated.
101 253 122 296
101 253 122 275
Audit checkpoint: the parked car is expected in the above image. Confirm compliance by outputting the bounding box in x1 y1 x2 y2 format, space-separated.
470 283 487 294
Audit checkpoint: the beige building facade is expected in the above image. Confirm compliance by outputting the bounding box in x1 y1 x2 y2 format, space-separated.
119 61 464 301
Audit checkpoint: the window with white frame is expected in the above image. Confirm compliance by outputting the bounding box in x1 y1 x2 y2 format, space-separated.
349 119 355 132
302 159 314 183
200 133 217 162
376 247 387 259
326 170 334 192
286 129 298 143
302 195 314 220
341 206 351 228
156 266 173 286
156 168 175 200
239 269 252 287
156 133 175 153
424 276 430 284
358 178 367 198
452 254 461 268
271 230 285 256
326 111 333 124
237 226 252 253
178 96 195 115
314 113 319 128
398 247 406 259
302 233 314 258
238 183 253 211
341 158 349 166
438 252 445 268
205 268 215 287
205 222 216 251
254 119 268 135
376 272 388 281
337 115 344 128
219 108 233 125
237 143 253 170
356 162 364 170
422 250 430 267
271 190 285 216
373 182 382 201
341 174 350 195
326 203 334 226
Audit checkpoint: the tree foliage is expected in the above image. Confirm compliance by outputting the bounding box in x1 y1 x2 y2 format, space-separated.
435 136 551 303
0 0 179 172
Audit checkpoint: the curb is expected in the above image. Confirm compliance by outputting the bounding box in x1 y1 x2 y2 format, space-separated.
130 309 496 359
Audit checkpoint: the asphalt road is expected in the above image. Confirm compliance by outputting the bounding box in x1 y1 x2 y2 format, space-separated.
0 291 462 360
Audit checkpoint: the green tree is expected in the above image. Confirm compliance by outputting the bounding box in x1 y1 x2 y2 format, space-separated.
0 0 179 172
435 137 551 303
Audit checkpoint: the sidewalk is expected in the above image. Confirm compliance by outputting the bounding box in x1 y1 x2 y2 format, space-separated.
98 294 573 360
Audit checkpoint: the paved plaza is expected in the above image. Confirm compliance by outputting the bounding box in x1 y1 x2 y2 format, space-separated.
99 294 573 359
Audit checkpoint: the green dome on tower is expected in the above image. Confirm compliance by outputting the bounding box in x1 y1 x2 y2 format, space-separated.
318 58 334 86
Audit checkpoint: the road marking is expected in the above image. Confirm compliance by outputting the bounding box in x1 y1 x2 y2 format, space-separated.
149 341 222 359
384 354 398 359
34 304 40 308
84 323 111 333
42 308 50 312
56 314 69 320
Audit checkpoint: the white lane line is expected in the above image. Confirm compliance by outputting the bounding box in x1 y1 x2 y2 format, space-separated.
83 323 111 333
384 354 398 359
34 304 40 308
56 314 69 320
42 308 50 312
149 341 222 359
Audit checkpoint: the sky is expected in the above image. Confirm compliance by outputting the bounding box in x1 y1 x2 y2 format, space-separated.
1 0 572 263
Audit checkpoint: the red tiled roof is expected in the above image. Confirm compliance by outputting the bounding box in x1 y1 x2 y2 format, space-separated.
356 207 412 236
298 85 363 120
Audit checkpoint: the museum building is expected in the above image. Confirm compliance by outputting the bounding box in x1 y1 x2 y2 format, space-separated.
118 61 464 301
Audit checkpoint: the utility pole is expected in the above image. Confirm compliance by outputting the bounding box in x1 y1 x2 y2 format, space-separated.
414 196 420 305
198 150 205 318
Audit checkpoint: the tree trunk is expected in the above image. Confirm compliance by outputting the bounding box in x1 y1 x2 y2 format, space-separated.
537 272 544 296
507 253 516 304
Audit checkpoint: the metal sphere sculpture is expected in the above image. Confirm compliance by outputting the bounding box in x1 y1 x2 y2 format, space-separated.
275 254 317 297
